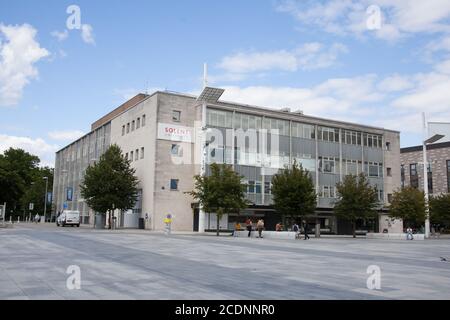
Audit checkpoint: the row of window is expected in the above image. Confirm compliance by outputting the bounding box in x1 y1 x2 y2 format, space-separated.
207 109 384 148
318 157 384 177
122 115 146 136
125 147 145 162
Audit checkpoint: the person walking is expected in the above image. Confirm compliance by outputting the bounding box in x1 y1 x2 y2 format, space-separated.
246 218 253 237
303 220 310 240
256 219 264 238
34 213 40 224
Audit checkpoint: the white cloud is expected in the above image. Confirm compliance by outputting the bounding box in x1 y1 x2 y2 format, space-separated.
377 74 415 92
81 24 95 45
217 42 347 75
277 0 450 41
0 24 49 106
0 134 59 167
48 130 84 141
50 29 68 41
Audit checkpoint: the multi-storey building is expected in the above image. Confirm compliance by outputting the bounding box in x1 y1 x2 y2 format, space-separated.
400 141 450 195
52 87 401 234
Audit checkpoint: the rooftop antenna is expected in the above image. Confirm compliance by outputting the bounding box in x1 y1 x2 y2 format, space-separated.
203 62 208 89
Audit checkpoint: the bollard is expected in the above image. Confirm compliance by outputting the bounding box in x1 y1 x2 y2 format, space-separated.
17 217 20 223
9 216 12 224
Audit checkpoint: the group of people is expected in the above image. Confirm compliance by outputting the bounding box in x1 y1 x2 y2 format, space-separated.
234 218 311 240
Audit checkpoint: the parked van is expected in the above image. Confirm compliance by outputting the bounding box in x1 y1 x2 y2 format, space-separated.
56 210 80 227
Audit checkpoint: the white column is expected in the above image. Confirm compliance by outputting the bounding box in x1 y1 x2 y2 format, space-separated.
198 102 207 233
422 113 430 238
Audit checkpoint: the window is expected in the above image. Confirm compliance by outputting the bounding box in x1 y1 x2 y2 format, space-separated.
126 123 130 133
387 167 392 177
368 162 382 177
318 126 339 143
386 142 391 151
135 149 139 161
125 153 128 160
264 181 272 194
345 159 358 175
142 115 146 126
427 163 433 194
170 179 179 191
364 134 382 148
172 110 181 122
320 186 336 198
207 109 233 128
248 181 255 193
131 120 135 131
447 160 450 192
291 122 315 139
122 125 125 136
401 164 405 188
171 144 180 156
410 163 418 188
136 118 140 129
378 189 384 202
319 157 336 173
130 151 134 162
141 147 144 159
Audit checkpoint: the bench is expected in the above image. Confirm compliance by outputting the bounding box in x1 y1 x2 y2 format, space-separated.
366 233 425 240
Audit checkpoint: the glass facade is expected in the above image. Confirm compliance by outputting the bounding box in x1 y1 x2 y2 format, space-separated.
205 108 385 208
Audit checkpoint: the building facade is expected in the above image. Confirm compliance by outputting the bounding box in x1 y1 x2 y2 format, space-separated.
52 88 401 234
400 142 450 195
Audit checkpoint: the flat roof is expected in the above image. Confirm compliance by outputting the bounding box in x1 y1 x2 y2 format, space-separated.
56 88 399 154
401 141 450 153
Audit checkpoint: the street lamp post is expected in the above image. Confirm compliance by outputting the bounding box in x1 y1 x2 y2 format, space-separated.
43 176 48 223
422 113 444 238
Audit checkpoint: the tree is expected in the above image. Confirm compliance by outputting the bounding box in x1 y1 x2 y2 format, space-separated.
80 144 139 229
188 163 248 236
429 194 450 230
271 161 316 224
0 148 40 214
20 167 54 219
389 187 425 228
334 174 379 238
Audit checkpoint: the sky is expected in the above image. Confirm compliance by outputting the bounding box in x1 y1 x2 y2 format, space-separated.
1 0 450 167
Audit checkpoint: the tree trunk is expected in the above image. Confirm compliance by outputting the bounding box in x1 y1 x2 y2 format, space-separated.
216 214 220 236
352 221 356 238
109 210 112 230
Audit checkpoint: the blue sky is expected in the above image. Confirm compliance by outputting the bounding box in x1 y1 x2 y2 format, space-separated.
1 0 450 166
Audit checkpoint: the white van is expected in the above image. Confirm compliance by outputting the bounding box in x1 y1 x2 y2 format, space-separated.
56 210 80 227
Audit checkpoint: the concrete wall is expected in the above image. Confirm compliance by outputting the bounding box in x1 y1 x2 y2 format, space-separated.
384 131 402 202
153 93 200 231
110 94 158 229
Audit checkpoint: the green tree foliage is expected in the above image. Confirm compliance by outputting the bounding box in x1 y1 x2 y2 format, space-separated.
20 167 54 218
430 193 450 228
0 148 40 213
271 161 316 222
188 163 248 236
334 174 379 238
80 144 139 228
389 186 425 228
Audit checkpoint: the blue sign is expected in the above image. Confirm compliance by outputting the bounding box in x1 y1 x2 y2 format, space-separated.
63 203 68 209
66 187 73 201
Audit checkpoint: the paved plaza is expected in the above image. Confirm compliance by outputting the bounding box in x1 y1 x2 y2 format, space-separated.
1 223 450 300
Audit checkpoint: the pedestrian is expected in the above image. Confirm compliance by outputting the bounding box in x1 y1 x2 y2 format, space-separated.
256 219 264 238
292 222 300 239
276 222 283 232
246 218 253 237
303 220 310 240
406 226 414 240
233 221 242 237
34 213 40 224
